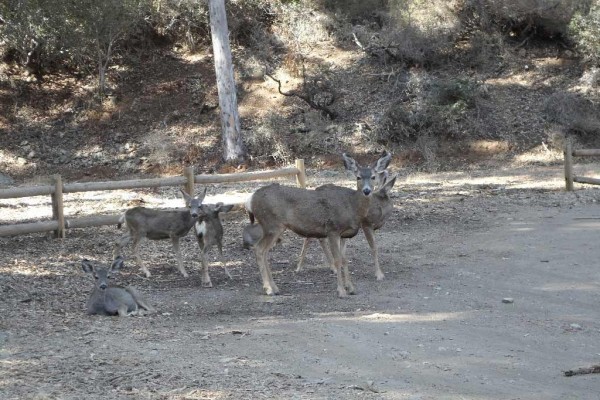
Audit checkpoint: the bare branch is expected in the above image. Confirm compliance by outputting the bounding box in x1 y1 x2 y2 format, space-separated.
265 72 337 119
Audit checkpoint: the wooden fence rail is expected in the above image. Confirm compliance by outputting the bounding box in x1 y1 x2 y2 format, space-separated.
0 160 307 237
564 141 600 191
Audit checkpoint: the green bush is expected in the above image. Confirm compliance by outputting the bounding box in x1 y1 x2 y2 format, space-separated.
569 3 600 65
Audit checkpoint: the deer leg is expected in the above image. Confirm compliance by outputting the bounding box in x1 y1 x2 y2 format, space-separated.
217 242 232 280
199 249 212 288
113 232 131 260
125 286 155 313
131 235 151 278
255 230 282 295
296 238 311 272
363 226 384 280
340 238 355 294
117 304 130 317
171 237 189 278
327 234 347 298
319 238 336 273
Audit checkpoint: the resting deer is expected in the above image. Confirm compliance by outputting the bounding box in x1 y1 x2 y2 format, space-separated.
194 202 234 287
296 171 396 281
82 256 155 317
114 188 206 278
246 151 391 297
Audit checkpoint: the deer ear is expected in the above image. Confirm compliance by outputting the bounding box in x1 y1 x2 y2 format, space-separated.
342 153 359 174
380 174 397 194
81 259 94 273
180 189 192 205
111 257 125 272
221 204 234 213
377 170 389 187
373 150 391 172
198 187 208 204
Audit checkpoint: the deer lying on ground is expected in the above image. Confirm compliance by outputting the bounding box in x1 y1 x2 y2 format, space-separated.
82 256 155 317
296 171 397 281
194 202 234 287
114 188 206 278
246 151 391 297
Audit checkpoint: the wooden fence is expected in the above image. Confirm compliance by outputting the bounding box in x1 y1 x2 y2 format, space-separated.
564 141 600 191
0 160 307 238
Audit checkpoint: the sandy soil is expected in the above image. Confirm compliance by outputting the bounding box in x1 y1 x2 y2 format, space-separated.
1 164 600 399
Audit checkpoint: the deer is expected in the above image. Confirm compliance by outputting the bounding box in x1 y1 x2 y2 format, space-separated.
246 151 391 298
295 170 396 281
82 256 155 317
113 188 206 278
194 202 234 288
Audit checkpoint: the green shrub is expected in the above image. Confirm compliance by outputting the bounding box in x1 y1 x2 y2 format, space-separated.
568 3 600 65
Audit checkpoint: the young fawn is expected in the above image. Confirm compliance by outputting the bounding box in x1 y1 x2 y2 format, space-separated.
194 202 234 287
82 256 155 317
114 189 206 278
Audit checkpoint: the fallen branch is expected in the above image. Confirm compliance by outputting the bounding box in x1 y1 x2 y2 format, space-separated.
265 73 336 119
564 365 600 377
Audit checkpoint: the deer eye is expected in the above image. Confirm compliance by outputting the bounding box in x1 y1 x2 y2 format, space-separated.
356 177 361 181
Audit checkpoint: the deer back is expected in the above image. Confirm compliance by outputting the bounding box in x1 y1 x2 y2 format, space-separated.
250 183 369 239
125 207 198 239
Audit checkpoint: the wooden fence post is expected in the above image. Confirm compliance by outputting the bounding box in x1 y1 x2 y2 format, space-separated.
564 140 574 191
295 159 306 188
184 166 195 195
51 175 66 238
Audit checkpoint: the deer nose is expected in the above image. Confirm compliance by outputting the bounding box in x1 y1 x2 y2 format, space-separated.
363 188 372 196
99 283 108 290
191 212 199 218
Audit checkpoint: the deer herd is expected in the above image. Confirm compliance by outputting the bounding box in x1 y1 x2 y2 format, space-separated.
83 151 397 316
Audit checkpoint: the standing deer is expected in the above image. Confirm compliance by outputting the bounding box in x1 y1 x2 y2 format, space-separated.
246 151 391 297
82 256 155 317
296 171 397 281
114 188 206 278
194 202 234 287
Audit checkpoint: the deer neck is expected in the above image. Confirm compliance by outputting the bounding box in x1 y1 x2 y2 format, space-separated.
355 190 373 220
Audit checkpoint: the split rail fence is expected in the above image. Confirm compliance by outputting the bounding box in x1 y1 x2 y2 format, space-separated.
0 160 307 238
564 141 600 191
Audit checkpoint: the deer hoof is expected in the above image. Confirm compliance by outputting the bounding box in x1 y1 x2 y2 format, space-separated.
337 287 348 298
202 280 213 288
264 286 280 296
376 272 385 281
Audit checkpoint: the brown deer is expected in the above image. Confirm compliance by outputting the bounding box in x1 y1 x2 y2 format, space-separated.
246 151 391 297
82 256 155 317
114 188 206 278
296 171 396 281
194 202 234 287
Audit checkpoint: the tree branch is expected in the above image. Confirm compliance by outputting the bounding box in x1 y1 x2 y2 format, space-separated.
265 72 336 119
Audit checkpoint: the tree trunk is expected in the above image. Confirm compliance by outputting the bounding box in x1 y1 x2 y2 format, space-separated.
208 0 246 162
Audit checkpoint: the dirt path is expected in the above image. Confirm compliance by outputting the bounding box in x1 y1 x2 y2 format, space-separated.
1 164 600 399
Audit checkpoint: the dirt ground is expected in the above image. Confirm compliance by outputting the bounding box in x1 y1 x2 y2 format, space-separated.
1 163 600 399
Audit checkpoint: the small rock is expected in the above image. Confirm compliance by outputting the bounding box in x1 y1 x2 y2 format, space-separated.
502 298 514 304
569 323 582 330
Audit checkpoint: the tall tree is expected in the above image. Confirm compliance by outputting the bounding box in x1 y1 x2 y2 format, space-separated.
208 0 246 162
